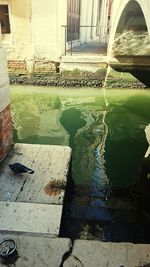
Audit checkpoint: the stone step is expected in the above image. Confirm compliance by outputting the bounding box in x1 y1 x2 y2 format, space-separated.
0 232 71 267
61 55 108 63
63 240 150 267
0 201 62 236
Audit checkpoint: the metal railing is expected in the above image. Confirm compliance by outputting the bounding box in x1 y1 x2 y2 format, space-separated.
62 25 110 55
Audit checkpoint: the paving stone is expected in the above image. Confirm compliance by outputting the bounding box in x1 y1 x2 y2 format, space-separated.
0 201 62 236
0 233 72 267
63 240 150 267
0 143 71 205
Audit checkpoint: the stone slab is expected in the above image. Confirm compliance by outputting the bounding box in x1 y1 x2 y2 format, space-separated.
61 55 108 63
0 143 71 205
60 62 106 73
0 233 72 267
63 240 150 267
0 201 62 236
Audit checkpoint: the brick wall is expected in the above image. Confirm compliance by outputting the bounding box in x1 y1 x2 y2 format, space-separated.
34 59 58 74
7 60 27 75
0 105 13 160
7 59 58 77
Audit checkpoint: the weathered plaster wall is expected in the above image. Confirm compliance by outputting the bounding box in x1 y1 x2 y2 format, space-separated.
0 0 67 80
31 0 67 61
0 35 12 160
4 0 33 60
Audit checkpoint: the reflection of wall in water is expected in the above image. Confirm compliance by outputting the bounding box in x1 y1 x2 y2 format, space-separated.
73 110 108 186
12 96 69 144
12 101 40 140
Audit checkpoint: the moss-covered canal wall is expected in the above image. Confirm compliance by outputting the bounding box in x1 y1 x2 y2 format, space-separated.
9 72 103 88
8 60 105 87
7 58 148 89
105 66 147 89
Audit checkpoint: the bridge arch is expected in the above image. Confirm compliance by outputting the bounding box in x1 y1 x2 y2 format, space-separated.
108 0 150 57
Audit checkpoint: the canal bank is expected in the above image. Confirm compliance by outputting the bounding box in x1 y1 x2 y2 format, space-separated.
1 142 150 267
0 234 150 266
8 55 148 89
1 233 150 267
0 143 71 233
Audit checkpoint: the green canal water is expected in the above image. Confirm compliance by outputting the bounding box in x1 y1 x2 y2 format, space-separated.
10 85 150 242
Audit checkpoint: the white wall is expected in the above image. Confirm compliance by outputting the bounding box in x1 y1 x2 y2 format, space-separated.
31 0 67 60
80 0 109 44
80 0 92 43
1 0 67 61
1 0 33 60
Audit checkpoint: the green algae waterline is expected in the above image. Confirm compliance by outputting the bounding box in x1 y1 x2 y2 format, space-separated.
10 85 150 242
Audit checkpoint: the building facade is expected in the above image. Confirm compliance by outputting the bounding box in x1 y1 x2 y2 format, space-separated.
0 0 110 81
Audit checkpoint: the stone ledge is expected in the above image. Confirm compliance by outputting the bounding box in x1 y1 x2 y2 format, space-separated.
64 240 150 267
0 143 72 205
61 55 108 63
0 201 62 236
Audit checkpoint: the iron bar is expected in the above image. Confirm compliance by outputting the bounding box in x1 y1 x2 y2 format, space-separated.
65 26 67 55
71 30 73 55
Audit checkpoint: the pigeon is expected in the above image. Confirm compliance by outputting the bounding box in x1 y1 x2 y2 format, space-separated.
9 163 34 175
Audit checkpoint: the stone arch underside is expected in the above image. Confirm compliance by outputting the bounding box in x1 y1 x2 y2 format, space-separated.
110 0 150 86
112 0 150 57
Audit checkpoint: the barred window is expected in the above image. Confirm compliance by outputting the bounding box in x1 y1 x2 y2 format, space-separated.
67 0 80 41
0 5 10 34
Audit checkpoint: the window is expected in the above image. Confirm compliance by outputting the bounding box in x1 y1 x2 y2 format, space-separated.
0 5 10 34
67 0 80 41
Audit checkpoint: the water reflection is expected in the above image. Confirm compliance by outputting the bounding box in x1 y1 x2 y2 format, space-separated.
60 106 111 223
13 100 40 140
12 95 69 145
11 86 150 242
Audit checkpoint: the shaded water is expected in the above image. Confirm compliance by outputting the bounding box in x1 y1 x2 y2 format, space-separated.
10 86 150 242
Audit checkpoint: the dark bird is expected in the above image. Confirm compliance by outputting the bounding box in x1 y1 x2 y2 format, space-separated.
9 163 34 175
